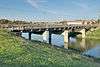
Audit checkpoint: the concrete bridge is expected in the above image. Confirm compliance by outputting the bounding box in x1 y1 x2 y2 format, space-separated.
10 24 97 49
0 20 98 49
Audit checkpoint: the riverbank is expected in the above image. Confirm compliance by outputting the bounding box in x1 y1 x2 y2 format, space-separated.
86 28 100 39
0 29 100 67
77 28 100 39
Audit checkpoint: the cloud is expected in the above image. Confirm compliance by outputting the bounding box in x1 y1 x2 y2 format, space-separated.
26 0 77 16
27 0 39 8
40 8 58 14
72 1 90 11
26 0 57 14
27 0 47 8
72 0 99 17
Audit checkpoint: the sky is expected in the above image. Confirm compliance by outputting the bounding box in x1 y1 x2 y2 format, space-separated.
0 0 100 21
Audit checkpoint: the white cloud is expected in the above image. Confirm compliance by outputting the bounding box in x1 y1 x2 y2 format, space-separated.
27 0 80 16
27 0 39 8
72 1 90 12
27 0 57 14
27 0 47 8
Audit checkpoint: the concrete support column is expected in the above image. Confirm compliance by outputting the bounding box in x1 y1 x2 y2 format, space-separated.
29 32 32 40
19 31 22 36
20 31 23 36
81 29 85 38
49 31 52 44
42 30 51 44
62 30 69 49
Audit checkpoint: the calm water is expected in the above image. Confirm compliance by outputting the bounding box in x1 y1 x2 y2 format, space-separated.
22 33 100 59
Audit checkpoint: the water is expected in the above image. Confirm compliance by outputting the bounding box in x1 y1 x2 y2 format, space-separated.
83 45 100 58
22 33 100 59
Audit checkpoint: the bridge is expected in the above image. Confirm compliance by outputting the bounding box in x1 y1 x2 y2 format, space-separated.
0 20 98 49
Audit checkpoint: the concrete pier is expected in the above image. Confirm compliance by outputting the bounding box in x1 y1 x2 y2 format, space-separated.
49 31 52 44
62 30 69 49
80 29 86 38
42 30 52 44
29 32 32 40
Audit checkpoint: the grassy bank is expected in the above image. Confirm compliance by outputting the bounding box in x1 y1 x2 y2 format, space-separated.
0 29 100 67
86 28 100 39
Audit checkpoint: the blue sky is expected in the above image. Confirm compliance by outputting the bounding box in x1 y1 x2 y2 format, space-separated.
0 0 100 21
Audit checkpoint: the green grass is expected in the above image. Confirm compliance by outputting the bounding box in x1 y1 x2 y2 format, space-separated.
86 28 100 39
0 29 100 67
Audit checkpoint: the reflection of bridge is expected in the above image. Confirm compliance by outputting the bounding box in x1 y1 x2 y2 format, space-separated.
1 20 98 49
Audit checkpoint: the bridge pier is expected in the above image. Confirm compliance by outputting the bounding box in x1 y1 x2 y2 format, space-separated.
62 30 69 49
42 30 51 44
49 31 52 44
29 32 32 40
80 29 86 38
19 31 22 36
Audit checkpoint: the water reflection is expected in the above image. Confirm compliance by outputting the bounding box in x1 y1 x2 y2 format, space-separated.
69 37 76 43
80 38 86 50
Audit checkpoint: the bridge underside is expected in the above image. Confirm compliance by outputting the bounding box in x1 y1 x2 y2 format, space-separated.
12 29 91 49
11 25 97 49
12 26 91 34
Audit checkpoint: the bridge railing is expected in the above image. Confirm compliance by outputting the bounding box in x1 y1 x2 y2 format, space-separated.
0 23 99 31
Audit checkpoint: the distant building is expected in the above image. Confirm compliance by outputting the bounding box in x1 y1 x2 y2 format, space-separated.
67 20 83 25
60 20 96 25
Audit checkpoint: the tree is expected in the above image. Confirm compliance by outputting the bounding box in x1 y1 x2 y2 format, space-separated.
0 19 10 24
97 19 100 24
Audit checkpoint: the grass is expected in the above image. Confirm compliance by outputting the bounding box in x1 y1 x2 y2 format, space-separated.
0 29 100 67
86 28 100 39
